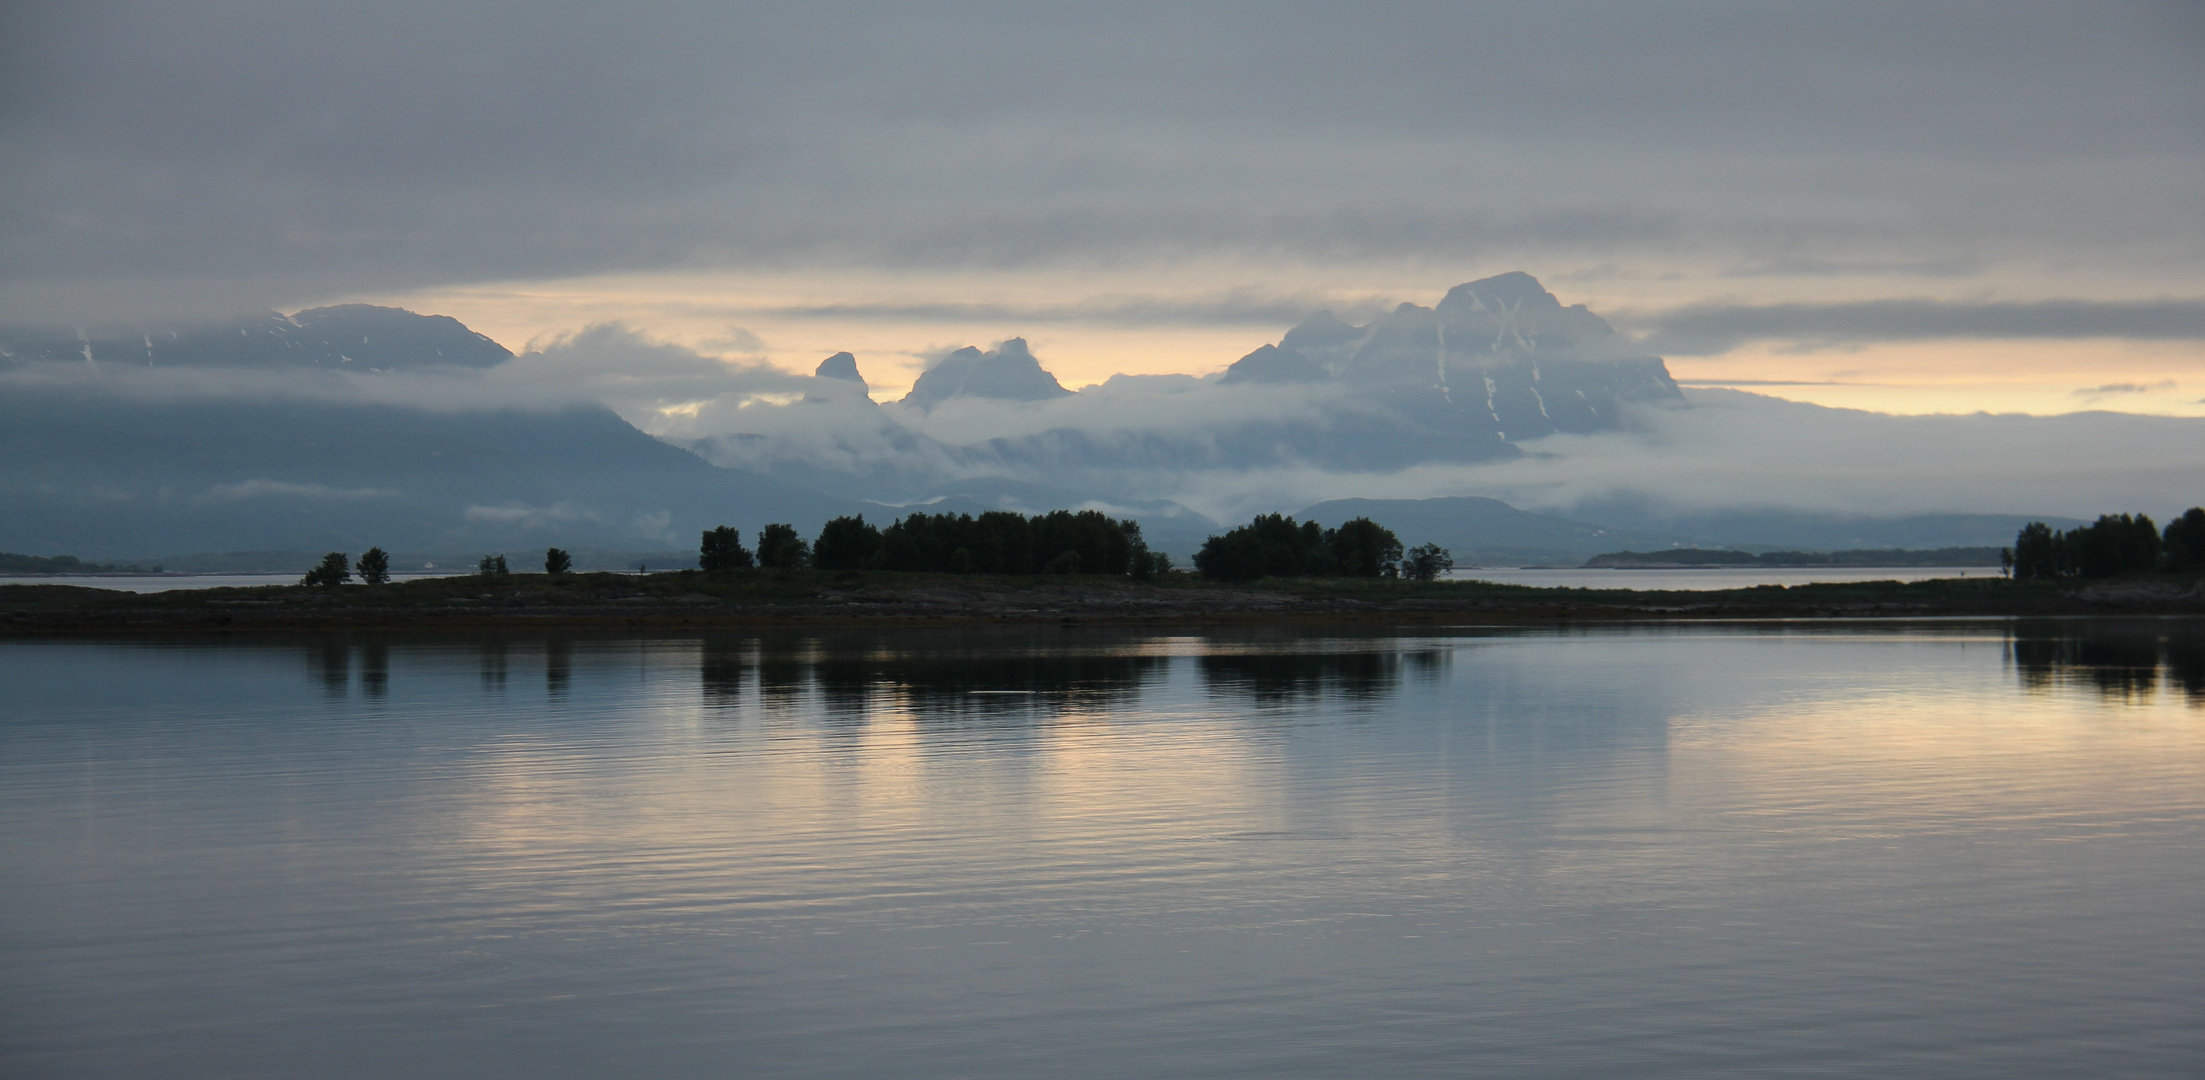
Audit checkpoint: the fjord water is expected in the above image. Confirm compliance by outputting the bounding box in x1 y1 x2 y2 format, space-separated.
4 624 2201 1079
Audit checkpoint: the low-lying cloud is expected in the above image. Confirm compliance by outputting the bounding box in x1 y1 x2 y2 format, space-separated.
747 290 1395 328
10 324 2204 533
2072 379 2179 398
199 480 401 502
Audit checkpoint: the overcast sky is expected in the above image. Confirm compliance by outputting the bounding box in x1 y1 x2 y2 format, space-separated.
5 1 2202 413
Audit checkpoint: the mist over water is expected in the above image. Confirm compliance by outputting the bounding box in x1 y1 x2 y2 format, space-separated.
4 623 2202 1078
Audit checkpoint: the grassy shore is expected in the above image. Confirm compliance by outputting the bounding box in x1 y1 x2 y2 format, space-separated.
2 567 2201 634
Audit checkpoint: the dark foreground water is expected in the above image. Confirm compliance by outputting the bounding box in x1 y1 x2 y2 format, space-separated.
4 622 2202 1079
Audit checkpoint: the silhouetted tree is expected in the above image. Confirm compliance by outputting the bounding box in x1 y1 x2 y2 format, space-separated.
872 509 1151 576
1403 543 1454 581
2163 507 2205 572
544 547 572 575
477 554 510 578
813 515 884 570
2069 513 2159 578
1196 514 1409 581
756 523 810 568
2012 514 2165 580
302 551 351 587
1195 513 1323 581
2009 521 2068 580
1330 517 1404 577
355 547 391 585
699 526 754 571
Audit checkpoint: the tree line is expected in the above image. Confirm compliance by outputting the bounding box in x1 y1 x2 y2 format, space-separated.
302 546 573 586
1191 513 1452 582
2005 508 2205 579
701 510 1171 578
297 511 1464 587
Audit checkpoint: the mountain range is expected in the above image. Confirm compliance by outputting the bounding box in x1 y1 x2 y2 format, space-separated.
0 273 2138 566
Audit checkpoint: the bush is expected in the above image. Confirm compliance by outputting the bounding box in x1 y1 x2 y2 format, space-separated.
2010 514 2163 579
812 515 885 570
302 551 351 587
544 547 572 575
2070 513 2158 578
1194 514 1404 581
2163 508 2205 572
699 526 754 571
2009 522 2066 579
1403 543 1454 581
1330 517 1404 577
756 523 810 568
874 509 1148 575
355 547 391 585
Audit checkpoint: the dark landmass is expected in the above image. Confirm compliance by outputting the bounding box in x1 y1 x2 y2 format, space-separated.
4 570 2199 635
0 552 151 574
0 391 868 559
1586 546 2004 568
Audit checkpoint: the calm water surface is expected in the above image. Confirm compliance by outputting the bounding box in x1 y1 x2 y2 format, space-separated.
4 622 2201 1078
1449 566 2004 589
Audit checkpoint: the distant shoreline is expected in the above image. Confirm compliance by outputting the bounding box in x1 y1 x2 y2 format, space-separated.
4 570 2200 635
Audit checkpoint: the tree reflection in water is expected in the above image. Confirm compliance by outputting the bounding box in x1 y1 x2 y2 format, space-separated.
359 642 389 702
2009 620 2205 704
545 638 572 700
697 631 1173 725
1199 647 1445 704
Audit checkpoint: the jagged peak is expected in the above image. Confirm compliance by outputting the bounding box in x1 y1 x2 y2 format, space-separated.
814 351 865 386
898 337 1071 410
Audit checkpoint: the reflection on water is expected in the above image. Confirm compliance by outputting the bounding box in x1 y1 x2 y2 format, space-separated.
545 638 571 699
720 633 1174 722
2010 619 2205 703
292 632 1462 712
1199 645 1446 702
6 622 2202 1080
282 621 2205 716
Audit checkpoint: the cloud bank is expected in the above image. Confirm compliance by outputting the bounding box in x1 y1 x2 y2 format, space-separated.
5 2 2201 324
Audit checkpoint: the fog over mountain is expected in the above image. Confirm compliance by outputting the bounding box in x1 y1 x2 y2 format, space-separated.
681 273 1684 498
3 273 2200 563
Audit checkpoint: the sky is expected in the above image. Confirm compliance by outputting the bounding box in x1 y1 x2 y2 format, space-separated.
5 1 2204 415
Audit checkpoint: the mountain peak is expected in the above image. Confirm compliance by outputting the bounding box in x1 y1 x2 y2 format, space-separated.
898 338 1072 410
1219 344 1328 386
1280 310 1364 352
1440 272 1562 313
814 351 865 387
0 304 511 371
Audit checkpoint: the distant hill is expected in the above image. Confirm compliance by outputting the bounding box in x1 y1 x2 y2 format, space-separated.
0 389 872 561
1585 547 2006 568
1295 496 1658 564
0 305 512 371
1295 495 2082 566
1565 505 2087 552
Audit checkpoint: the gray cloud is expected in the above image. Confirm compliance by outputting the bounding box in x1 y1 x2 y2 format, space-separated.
745 291 1392 328
198 480 402 503
4 2 2202 322
2072 380 2179 397
1151 390 2205 524
1630 298 2205 355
